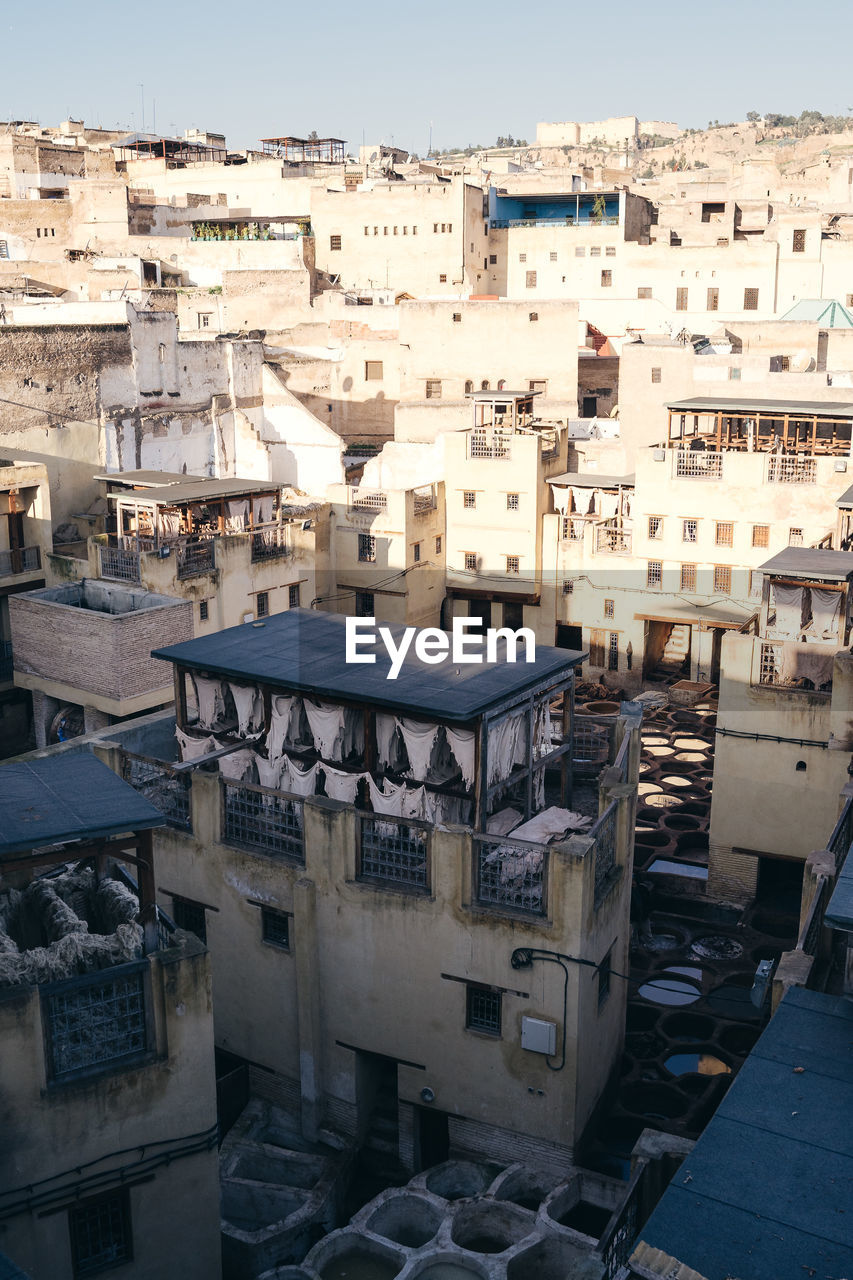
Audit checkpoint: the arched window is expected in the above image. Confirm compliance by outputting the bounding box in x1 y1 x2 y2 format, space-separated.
497 378 506 391
464 380 473 394
481 380 490 391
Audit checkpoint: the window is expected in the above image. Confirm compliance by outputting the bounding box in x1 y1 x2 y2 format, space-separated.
605 245 616 257
707 287 719 311
464 552 478 571
789 527 804 547
793 228 806 253
289 583 300 608
506 555 520 574
680 563 696 591
589 629 606 666
44 969 148 1082
598 950 612 1009
330 234 342 251
525 270 537 288
604 598 614 618
199 600 209 622
713 565 731 594
638 287 652 299
172 896 207 943
752 524 769 548
575 246 586 258
647 561 663 588
0 240 7 259
506 492 520 510
364 360 383 381
69 1189 132 1278
355 591 374 616
550 251 558 262
648 515 663 539
529 379 547 394
676 287 688 311
466 985 501 1035
715 521 734 547
481 380 490 391
651 367 662 384
435 535 442 554
744 287 759 310
256 591 269 618
749 569 763 599
519 253 527 263
425 379 442 399
413 542 421 563
358 533 376 562
197 312 212 328
608 633 619 670
729 366 742 380
590 246 601 257
439 274 447 283
463 490 476 509
601 269 612 287
489 254 497 265
682 518 698 543
464 379 474 394
452 312 462 323
261 907 291 950
433 223 439 233
529 312 538 322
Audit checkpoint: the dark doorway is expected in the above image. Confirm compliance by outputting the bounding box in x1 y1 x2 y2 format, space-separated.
756 856 803 916
556 624 583 650
503 601 524 629
710 627 724 684
582 396 598 418
462 598 492 629
347 1051 406 1214
416 1106 450 1170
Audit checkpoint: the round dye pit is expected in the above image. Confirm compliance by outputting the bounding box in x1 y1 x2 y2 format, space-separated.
634 830 671 848
318 1251 402 1280
662 814 700 831
688 935 743 961
408 1264 487 1280
673 737 710 751
506 1238 591 1280
661 775 693 789
674 752 707 763
626 1004 659 1033
425 1162 493 1201
450 1201 533 1255
367 1196 443 1249
707 982 762 1021
621 1083 689 1120
637 976 701 1006
660 1012 715 1041
644 745 675 758
643 794 684 809
664 1048 731 1077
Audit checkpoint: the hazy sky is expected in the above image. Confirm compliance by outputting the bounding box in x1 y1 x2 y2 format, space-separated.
8 0 852 154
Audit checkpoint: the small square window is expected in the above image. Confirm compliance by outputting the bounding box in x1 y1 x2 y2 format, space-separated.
651 367 662 383
289 583 300 608
525 270 537 288
601 269 612 287
683 518 698 543
519 253 527 263
550 251 558 262
256 591 269 618
789 527 804 547
707 287 719 311
752 525 770 548
463 491 476 509
680 563 696 591
466 985 501 1035
590 246 601 257
575 246 586 258
489 254 497 264
69 1189 132 1278
529 379 547 394
261 908 291 949
648 515 663 539
199 600 209 621
506 493 520 510
439 274 447 283
435 535 442 554
744 287 759 310
452 312 462 323
425 379 442 399
715 521 734 547
647 560 662 588
598 950 612 1009
713 565 731 594
364 360 383 381
638 286 652 299
529 312 538 322
355 591 374 616
329 234 342 251
172 896 207 943
358 534 376 562
604 598 614 618
464 552 478 572
506 555 520 574
729 366 742 381
605 245 616 257
413 542 421 563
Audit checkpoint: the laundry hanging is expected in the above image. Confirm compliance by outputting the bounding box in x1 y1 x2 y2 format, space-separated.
159 509 181 540
367 776 406 817
808 588 842 641
225 499 250 532
600 492 619 519
487 713 524 787
192 674 226 730
229 683 264 737
267 695 296 762
552 487 570 515
176 726 216 761
323 766 364 804
255 754 286 790
444 726 475 789
341 706 364 759
218 749 257 783
253 493 275 526
401 784 426 819
398 718 440 781
779 643 835 688
303 700 346 761
284 758 320 796
770 583 806 640
375 713 399 768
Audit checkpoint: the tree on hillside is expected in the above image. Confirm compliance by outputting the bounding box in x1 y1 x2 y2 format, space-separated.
746 111 760 123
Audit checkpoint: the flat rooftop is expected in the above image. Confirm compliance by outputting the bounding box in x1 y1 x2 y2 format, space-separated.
667 396 853 418
640 987 853 1280
0 755 163 856
152 609 584 722
757 547 853 581
549 471 634 489
99 475 280 506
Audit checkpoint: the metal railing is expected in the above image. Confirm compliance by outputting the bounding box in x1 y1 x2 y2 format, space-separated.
798 876 829 958
767 455 817 484
596 525 632 554
98 543 141 584
358 813 429 891
222 779 304 863
42 962 149 1082
489 216 620 229
562 517 586 541
757 641 780 686
675 451 724 479
176 539 216 578
828 795 853 872
250 525 291 562
591 799 619 907
349 489 387 511
475 833 547 915
598 1161 648 1280
120 751 192 831
0 545 41 577
468 429 513 460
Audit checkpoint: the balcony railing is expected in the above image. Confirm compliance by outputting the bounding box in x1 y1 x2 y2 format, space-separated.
767 455 817 484
176 539 216 579
349 489 387 511
0 545 41 577
358 813 430 891
756 639 834 692
42 961 149 1082
675 451 724 479
828 795 853 872
120 751 192 832
475 833 547 915
591 799 619 907
489 216 620 229
222 779 305 863
596 525 632 555
99 543 141 584
468 429 513 460
562 517 586 541
250 525 291 563
413 485 437 515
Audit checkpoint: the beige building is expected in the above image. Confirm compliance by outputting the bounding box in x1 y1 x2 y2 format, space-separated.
0 753 221 1280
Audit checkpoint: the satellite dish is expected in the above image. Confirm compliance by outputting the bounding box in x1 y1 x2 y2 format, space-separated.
791 349 814 372
610 403 620 417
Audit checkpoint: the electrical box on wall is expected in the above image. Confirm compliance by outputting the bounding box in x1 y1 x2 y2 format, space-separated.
521 1016 557 1055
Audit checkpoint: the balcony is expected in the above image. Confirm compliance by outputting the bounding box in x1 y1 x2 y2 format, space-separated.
250 525 291 563
176 539 216 579
674 451 724 480
596 524 632 555
99 543 141 584
754 638 835 693
0 545 41 578
489 217 619 229
412 485 438 515
767 455 817 484
348 489 387 512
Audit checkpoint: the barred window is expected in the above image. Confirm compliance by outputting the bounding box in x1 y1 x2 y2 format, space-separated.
550 251 558 261
356 591 374 616
683 519 698 543
715 521 734 547
44 966 148 1082
525 270 537 288
452 312 462 322
261 908 291 950
359 815 429 890
256 591 269 619
329 234 342 251
172 897 207 943
707 287 719 311
608 632 619 671
463 490 476 509
506 492 519 510
789 527 804 547
575 246 586 257
289 583 300 608
435 535 442 554
590 246 601 257
792 228 806 253
69 1189 132 1278
744 287 759 310
601 269 612 287
647 561 663 588
466 985 502 1035
676 287 688 310
506 555 520 574
358 533 376 562
605 245 616 257
713 565 731 594
648 515 663 538
752 524 769 548
638 286 652 299
604 598 614 618
681 563 697 591
651 367 661 384
199 600 209 622
519 252 527 262
413 542 421 563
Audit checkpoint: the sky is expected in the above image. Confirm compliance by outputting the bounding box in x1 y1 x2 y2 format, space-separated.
7 0 853 155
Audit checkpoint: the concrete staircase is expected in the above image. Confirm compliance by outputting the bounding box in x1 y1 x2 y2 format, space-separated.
651 623 691 683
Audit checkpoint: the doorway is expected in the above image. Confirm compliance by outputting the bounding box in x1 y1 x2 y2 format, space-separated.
416 1106 450 1170
582 395 598 418
556 624 583 650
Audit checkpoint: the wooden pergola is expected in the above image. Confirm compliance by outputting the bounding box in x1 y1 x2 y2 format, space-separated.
666 397 853 456
260 137 346 164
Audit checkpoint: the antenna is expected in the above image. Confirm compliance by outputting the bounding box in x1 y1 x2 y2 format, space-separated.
138 83 145 133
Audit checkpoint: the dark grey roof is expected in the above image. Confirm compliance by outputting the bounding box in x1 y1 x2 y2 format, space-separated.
757 547 853 581
640 987 853 1280
103 476 280 506
667 396 853 417
835 482 853 509
0 755 163 856
464 390 541 401
95 469 198 487
549 472 634 489
152 609 583 722
825 848 853 930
